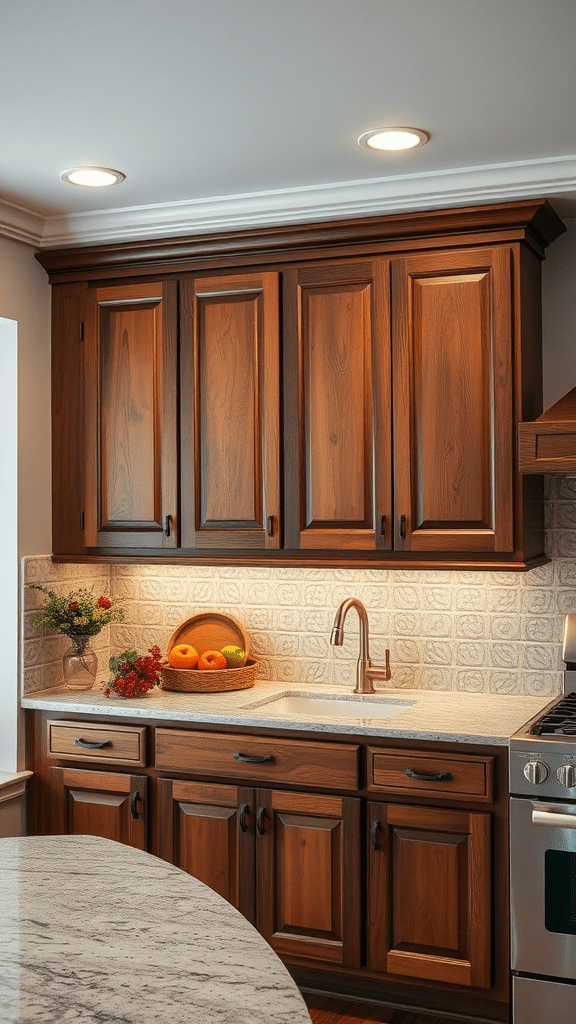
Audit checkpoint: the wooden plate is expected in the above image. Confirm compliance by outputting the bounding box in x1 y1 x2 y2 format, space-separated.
167 612 249 659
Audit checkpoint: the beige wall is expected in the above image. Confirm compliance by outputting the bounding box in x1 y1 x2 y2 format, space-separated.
0 235 51 773
542 217 576 408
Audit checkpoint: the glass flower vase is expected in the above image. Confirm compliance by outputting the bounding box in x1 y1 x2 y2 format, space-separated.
62 635 98 691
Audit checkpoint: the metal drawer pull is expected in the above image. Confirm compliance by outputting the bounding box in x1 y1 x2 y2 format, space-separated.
130 791 140 820
256 806 267 835
405 768 452 782
532 807 576 830
233 752 275 764
74 738 111 750
239 804 250 833
371 819 381 851
267 515 274 537
163 514 172 538
399 514 407 539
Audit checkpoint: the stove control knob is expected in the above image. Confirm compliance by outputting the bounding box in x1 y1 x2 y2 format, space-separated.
556 764 576 789
523 760 550 785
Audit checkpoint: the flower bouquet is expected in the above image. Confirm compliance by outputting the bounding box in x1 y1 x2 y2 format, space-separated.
28 583 124 690
103 646 163 699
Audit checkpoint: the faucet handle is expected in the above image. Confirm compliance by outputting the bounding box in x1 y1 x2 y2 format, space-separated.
367 649 391 682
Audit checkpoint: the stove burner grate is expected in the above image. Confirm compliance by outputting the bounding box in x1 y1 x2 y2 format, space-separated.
530 691 576 736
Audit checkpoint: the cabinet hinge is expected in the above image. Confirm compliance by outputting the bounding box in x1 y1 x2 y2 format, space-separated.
80 511 85 531
79 322 84 342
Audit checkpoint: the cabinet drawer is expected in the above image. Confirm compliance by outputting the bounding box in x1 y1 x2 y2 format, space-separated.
368 748 494 802
155 729 359 790
47 720 147 767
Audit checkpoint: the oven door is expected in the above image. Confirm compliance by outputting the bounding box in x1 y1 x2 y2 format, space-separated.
510 796 576 979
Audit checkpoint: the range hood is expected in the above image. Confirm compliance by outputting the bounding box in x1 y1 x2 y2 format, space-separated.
518 388 576 473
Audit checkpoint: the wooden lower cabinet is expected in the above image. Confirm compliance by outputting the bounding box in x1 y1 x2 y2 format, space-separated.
156 778 361 967
367 801 491 988
157 778 256 922
31 713 508 1021
51 766 147 850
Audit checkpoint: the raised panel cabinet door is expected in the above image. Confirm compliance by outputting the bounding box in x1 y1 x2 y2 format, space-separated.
283 261 392 550
256 788 361 967
50 767 147 850
156 779 255 923
180 273 281 549
391 247 513 553
84 280 178 549
367 802 491 989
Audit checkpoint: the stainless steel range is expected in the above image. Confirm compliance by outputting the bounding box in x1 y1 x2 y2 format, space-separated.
509 615 576 1023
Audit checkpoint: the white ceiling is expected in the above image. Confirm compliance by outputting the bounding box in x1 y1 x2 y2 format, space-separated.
2 0 575 247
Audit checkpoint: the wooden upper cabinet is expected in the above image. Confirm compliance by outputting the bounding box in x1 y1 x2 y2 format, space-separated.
283 261 392 550
84 280 178 549
180 273 281 549
391 247 513 554
43 201 565 567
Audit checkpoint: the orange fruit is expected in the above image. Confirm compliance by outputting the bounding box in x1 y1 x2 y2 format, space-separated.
168 643 199 668
198 649 227 671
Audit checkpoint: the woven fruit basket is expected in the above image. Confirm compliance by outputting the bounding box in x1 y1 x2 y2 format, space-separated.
160 612 257 693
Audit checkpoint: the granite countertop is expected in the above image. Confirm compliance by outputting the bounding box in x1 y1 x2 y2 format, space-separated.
22 680 555 745
0 834 311 1024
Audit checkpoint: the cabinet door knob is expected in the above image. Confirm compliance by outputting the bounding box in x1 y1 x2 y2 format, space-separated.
130 791 140 820
163 514 173 538
256 806 267 835
238 803 250 833
405 768 452 782
267 515 274 537
380 515 386 537
74 738 111 750
371 819 381 851
399 514 407 540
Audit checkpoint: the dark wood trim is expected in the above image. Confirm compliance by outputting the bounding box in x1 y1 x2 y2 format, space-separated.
50 550 550 570
35 200 565 282
518 387 576 473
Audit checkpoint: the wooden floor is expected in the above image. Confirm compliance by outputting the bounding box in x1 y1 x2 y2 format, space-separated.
303 993 470 1024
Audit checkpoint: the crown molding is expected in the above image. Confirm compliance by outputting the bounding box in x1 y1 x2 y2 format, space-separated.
2 155 576 250
0 199 46 247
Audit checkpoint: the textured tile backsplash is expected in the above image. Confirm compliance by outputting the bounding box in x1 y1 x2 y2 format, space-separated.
22 476 576 699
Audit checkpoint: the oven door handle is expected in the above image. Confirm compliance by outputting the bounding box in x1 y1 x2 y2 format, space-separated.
532 807 576 829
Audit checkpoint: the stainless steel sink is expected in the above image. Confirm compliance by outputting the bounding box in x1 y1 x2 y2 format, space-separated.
241 691 416 720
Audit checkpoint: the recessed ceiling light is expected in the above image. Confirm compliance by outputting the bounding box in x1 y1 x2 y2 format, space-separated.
60 167 126 187
358 127 429 152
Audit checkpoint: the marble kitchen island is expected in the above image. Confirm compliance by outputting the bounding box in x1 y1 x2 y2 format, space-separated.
0 834 312 1024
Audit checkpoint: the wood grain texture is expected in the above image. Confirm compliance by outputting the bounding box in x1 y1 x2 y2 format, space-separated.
367 802 491 988
180 272 281 549
47 720 146 766
84 279 178 549
367 749 493 802
283 260 392 551
154 729 360 790
304 993 467 1024
256 789 361 967
51 283 89 555
50 766 147 849
156 777 255 922
391 247 513 555
518 389 576 471
35 198 566 281
29 710 510 1017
